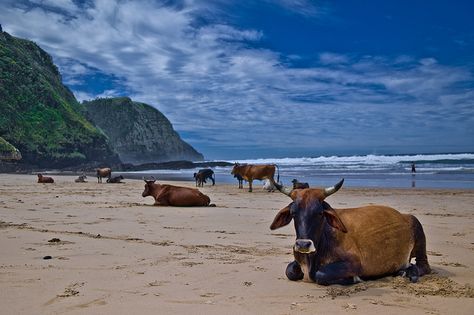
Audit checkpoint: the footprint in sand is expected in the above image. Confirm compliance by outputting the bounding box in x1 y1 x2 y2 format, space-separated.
75 298 107 309
44 282 85 306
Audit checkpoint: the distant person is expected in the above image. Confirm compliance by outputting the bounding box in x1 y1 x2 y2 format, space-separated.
411 162 416 174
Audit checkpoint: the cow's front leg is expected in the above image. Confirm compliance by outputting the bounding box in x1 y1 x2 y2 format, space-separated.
286 261 304 281
248 180 253 192
313 261 361 285
154 195 171 206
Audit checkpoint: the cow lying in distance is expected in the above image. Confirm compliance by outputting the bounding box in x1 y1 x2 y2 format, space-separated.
291 179 309 189
37 174 54 183
75 174 87 183
96 168 112 183
270 179 431 285
142 178 214 207
193 169 215 187
107 175 124 183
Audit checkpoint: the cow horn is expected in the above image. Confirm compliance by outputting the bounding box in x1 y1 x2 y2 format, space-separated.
272 179 293 197
324 178 344 197
143 176 156 182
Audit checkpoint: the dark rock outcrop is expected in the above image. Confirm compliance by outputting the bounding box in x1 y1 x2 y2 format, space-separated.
120 160 232 171
83 97 204 164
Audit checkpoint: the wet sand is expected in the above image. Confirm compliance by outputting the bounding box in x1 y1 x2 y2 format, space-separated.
0 174 473 314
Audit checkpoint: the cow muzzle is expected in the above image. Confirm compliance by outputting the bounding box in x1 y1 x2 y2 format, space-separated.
294 239 316 254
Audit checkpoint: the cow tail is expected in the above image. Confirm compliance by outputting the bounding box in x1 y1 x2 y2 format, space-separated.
275 164 280 183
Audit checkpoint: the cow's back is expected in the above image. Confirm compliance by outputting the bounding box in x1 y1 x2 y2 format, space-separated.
199 169 214 177
164 185 210 206
244 165 275 180
334 206 414 277
97 168 111 176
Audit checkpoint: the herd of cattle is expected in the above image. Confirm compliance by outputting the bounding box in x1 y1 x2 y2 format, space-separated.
34 163 431 285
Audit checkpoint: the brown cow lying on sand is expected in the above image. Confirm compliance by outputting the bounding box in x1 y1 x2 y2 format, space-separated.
96 168 112 183
37 174 54 183
142 178 215 207
270 178 431 285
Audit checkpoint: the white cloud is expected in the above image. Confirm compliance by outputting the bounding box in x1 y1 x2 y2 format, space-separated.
419 57 437 66
319 52 349 65
30 0 78 11
0 0 472 158
269 0 323 17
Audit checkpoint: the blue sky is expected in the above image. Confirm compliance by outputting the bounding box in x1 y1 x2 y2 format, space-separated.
1 0 473 159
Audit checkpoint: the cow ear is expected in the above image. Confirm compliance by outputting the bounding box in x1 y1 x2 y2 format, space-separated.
323 209 347 233
270 204 293 230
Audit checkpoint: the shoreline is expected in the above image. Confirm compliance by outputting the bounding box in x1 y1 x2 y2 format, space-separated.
18 170 474 191
1 174 473 314
17 170 474 190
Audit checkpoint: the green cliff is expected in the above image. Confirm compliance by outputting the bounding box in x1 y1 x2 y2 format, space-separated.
0 30 120 168
0 136 21 161
83 97 204 164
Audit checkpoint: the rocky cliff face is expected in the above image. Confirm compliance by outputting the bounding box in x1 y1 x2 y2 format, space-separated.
83 97 204 164
0 30 120 168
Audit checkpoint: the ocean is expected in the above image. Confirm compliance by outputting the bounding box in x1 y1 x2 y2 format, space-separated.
125 153 474 189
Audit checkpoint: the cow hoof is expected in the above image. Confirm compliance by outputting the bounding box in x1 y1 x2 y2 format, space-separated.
409 275 419 283
406 264 419 283
416 262 432 276
353 276 363 284
315 271 331 285
286 261 304 281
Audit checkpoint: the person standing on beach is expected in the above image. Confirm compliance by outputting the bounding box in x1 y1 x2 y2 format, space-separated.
411 162 416 174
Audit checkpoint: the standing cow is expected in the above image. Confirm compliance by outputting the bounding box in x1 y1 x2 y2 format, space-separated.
231 163 279 192
263 179 277 192
193 169 215 187
142 178 214 207
270 179 431 285
96 168 112 183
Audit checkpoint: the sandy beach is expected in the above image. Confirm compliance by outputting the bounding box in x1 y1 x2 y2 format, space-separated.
0 174 473 314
